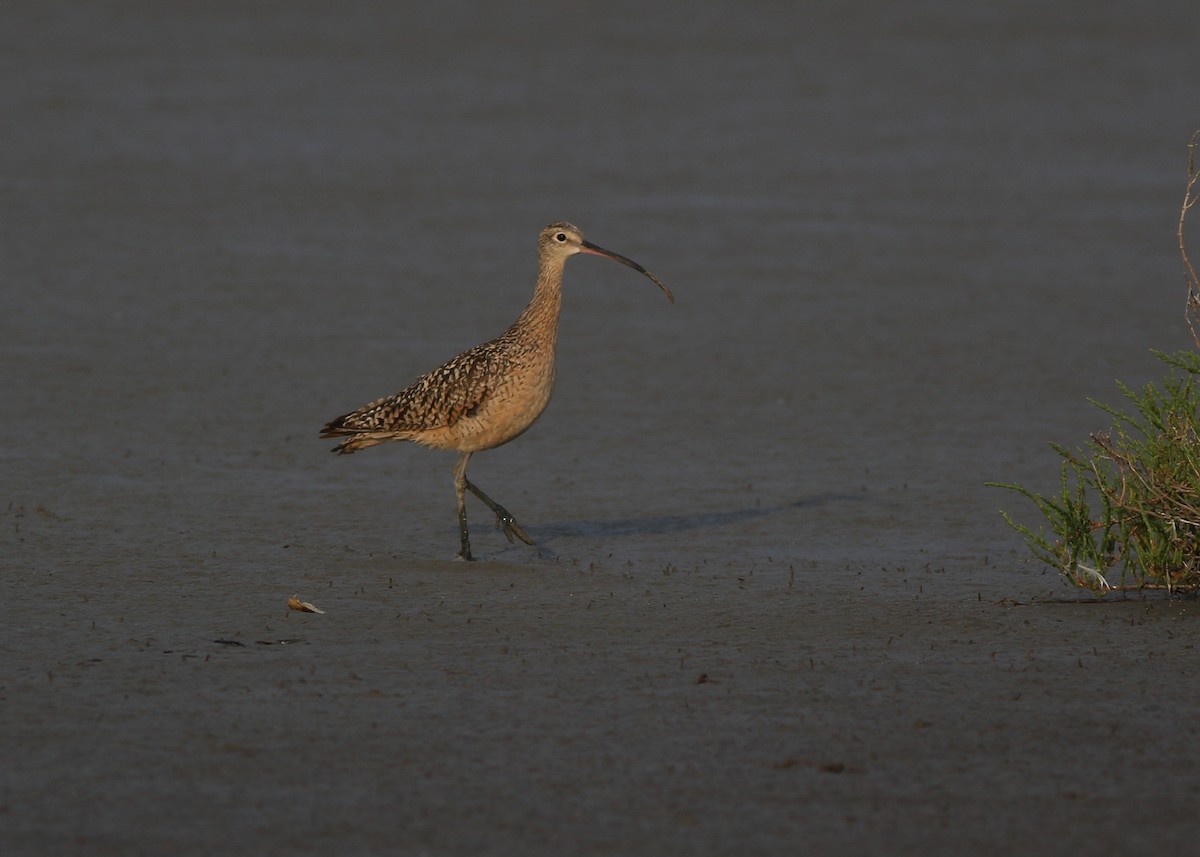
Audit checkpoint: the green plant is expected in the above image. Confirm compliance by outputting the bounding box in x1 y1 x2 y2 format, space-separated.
989 350 1200 592
990 132 1200 593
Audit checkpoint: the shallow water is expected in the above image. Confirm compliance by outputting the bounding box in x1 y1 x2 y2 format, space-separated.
4 2 1200 854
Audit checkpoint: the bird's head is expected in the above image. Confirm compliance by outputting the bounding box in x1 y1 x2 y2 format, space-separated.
538 221 674 303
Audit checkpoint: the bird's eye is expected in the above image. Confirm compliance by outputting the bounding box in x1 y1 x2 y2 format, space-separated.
555 232 567 242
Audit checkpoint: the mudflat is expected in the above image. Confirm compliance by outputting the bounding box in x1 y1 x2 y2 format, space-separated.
4 3 1200 855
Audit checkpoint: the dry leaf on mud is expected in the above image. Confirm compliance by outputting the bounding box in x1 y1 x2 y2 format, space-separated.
287 594 325 614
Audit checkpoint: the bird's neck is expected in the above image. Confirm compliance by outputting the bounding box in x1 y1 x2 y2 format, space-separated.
511 258 565 347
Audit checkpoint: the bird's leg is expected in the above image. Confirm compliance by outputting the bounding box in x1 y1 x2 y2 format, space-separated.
452 452 474 561
463 477 535 546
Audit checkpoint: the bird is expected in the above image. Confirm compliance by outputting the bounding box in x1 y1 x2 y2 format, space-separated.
321 221 674 560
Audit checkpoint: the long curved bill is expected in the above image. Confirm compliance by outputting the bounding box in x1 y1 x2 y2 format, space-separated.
580 239 675 304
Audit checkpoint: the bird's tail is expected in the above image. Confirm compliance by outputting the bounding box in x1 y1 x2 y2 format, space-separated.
320 415 397 454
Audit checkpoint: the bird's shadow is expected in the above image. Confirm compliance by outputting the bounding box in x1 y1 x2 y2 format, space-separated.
532 492 863 543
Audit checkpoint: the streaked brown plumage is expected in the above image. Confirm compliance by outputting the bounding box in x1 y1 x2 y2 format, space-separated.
321 221 674 560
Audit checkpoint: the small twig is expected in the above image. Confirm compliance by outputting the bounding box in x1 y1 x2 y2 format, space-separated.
1106 582 1199 592
1181 130 1200 349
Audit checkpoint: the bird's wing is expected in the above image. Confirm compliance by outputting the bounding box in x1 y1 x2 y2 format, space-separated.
435 357 493 429
325 346 496 436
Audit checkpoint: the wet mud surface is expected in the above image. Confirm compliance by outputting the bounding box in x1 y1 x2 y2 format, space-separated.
4 3 1200 854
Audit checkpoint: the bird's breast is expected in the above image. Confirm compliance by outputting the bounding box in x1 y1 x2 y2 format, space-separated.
461 364 555 451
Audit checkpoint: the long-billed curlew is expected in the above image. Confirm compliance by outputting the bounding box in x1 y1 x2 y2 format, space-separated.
321 221 674 560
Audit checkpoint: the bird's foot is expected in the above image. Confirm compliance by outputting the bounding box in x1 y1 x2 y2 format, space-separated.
458 528 475 561
491 507 534 546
